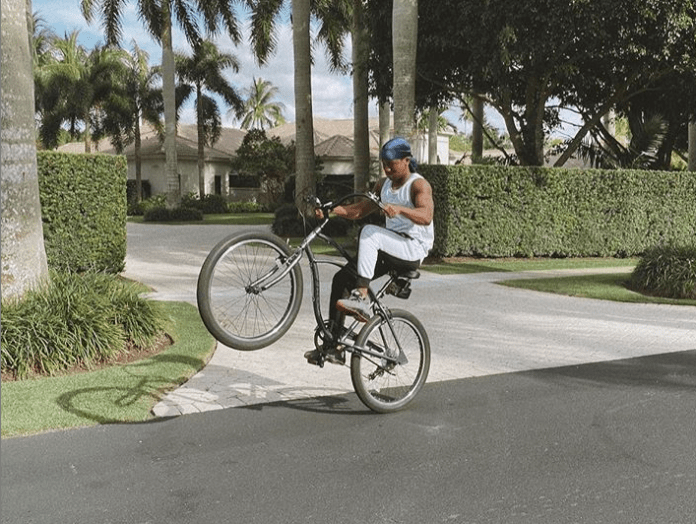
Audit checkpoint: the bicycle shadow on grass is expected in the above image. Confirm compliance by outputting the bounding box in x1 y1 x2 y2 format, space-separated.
55 354 206 426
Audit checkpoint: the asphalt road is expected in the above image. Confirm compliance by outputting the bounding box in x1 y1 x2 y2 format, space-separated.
2 222 695 523
3 352 695 523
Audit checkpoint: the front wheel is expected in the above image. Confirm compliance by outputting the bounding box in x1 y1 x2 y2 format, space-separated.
197 231 303 350
350 309 430 413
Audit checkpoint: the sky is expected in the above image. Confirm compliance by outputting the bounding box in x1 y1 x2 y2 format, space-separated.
31 0 501 135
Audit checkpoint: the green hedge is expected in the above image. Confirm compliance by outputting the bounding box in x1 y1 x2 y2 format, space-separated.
421 165 696 258
37 152 127 273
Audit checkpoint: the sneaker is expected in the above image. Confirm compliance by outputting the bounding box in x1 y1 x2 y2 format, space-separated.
304 349 323 366
336 290 371 322
304 346 345 366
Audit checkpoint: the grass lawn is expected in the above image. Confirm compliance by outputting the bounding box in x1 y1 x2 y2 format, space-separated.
422 256 639 274
1 301 215 438
500 272 696 306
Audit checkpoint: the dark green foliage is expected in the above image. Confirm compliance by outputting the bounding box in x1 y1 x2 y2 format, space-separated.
271 203 365 238
421 165 696 258
181 193 228 214
37 152 127 273
629 245 696 299
1 271 165 379
272 204 306 237
227 201 265 213
143 206 203 222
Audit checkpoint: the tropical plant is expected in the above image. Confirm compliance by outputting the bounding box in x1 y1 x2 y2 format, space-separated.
82 0 244 205
238 77 286 130
571 114 669 170
94 42 163 202
176 40 244 197
246 0 351 211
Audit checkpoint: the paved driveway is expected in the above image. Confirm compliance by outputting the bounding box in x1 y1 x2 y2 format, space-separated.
123 222 696 415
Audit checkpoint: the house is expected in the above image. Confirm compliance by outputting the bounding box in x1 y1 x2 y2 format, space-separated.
55 117 453 202
268 116 454 176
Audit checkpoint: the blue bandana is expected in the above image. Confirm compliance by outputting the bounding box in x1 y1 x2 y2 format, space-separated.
380 137 418 172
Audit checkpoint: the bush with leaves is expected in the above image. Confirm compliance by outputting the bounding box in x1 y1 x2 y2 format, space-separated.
143 206 203 222
1 271 165 379
181 192 229 214
629 245 696 300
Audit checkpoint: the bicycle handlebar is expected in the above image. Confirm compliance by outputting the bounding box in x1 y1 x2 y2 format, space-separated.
307 191 385 213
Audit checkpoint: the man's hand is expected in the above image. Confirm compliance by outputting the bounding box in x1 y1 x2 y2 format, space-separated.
381 204 399 218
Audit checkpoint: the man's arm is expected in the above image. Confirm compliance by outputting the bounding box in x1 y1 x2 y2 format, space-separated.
328 179 384 220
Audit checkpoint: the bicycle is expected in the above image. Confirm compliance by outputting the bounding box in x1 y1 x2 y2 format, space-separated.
196 192 430 413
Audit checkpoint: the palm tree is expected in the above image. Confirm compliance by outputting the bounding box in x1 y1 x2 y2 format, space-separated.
247 0 351 211
1 0 50 300
176 40 244 197
292 0 316 211
689 120 696 171
392 0 418 140
34 31 91 149
352 0 370 191
238 77 286 130
34 32 124 151
95 42 163 202
81 0 243 205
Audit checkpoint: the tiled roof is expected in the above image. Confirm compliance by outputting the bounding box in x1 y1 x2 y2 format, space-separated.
315 134 354 158
269 117 382 153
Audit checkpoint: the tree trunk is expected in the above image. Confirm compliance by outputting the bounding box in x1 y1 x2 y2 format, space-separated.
196 84 206 198
471 95 484 163
162 3 179 206
428 106 438 164
392 0 418 140
1 0 50 300
292 0 315 213
134 119 143 202
379 100 391 148
352 0 370 192
689 120 696 172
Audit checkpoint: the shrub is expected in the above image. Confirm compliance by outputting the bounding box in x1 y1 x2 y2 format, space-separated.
629 245 696 299
143 206 203 222
38 152 127 273
1 271 165 379
271 204 354 238
272 204 306 236
181 193 229 214
228 201 265 213
421 165 696 258
129 194 167 216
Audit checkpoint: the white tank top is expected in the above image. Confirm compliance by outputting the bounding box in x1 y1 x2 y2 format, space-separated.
381 173 435 256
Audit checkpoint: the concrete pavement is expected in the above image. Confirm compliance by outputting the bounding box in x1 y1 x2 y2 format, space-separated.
122 222 695 416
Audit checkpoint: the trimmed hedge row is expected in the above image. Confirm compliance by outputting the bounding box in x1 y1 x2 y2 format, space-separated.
37 152 127 273
421 165 696 258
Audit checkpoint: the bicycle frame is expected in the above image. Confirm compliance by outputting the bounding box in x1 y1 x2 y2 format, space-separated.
243 192 411 367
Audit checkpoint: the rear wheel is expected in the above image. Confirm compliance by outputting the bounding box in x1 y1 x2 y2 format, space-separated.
197 231 303 350
350 309 430 413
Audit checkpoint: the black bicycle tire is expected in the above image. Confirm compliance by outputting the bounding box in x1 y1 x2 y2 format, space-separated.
350 309 430 413
197 230 303 350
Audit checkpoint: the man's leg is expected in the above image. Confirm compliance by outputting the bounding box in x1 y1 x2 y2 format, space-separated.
337 225 424 321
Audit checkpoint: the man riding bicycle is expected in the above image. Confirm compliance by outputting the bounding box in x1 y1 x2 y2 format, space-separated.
305 136 435 365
